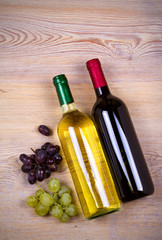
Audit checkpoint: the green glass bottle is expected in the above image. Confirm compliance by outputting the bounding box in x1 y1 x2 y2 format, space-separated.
53 74 120 219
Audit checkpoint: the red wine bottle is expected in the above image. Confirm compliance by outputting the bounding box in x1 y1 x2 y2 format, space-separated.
86 58 154 202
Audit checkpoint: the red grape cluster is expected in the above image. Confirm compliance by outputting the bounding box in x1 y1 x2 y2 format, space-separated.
19 142 62 184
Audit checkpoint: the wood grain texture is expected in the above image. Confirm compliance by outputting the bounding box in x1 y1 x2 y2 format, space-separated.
0 0 162 239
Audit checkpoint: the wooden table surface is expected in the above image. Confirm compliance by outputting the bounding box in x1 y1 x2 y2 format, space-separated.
0 0 162 239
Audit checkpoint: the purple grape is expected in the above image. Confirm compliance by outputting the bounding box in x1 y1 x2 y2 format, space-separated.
30 154 36 162
19 154 32 165
35 150 47 164
41 142 51 151
44 167 51 178
21 164 34 173
48 162 58 172
46 145 58 155
38 125 50 136
54 153 62 164
54 145 60 153
46 156 54 165
35 149 41 154
40 162 47 169
35 166 45 182
28 170 36 184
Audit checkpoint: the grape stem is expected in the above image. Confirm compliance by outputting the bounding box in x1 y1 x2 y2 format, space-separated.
35 182 44 192
53 193 60 207
30 148 36 154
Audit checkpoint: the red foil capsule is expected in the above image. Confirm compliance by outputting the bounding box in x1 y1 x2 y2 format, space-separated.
86 58 107 89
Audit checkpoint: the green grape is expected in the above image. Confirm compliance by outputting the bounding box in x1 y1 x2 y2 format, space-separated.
58 185 71 197
60 193 72 206
35 189 43 199
59 212 69 223
65 204 78 216
53 194 59 203
49 204 54 215
58 198 62 205
51 205 63 218
48 178 60 193
39 192 54 207
35 202 49 216
26 196 38 208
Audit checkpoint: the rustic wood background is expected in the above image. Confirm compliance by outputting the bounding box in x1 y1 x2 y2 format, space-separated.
0 0 162 239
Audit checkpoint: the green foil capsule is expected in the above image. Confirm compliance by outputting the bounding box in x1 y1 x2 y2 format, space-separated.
53 74 74 106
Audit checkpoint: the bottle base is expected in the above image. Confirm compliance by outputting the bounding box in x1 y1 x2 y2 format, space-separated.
120 190 154 202
87 207 120 220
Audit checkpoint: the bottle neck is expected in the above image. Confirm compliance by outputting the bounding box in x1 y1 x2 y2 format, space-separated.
61 102 77 114
53 74 77 114
86 58 111 97
95 86 111 98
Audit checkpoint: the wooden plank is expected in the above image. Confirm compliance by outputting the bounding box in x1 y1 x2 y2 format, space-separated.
0 0 162 239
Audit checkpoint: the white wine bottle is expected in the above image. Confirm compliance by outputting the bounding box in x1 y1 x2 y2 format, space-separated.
53 74 120 219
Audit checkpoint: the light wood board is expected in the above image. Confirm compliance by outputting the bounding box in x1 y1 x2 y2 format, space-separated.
0 0 162 239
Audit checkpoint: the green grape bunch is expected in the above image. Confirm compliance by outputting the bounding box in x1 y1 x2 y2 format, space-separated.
26 178 78 223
